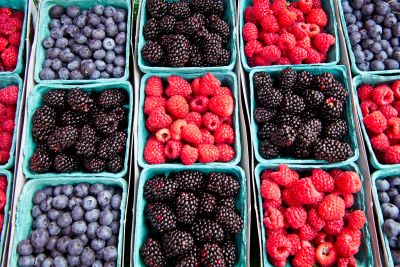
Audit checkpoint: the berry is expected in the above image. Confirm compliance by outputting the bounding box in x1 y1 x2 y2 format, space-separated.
284 207 307 229
316 242 337 267
142 41 164 64
190 96 209 114
207 172 239 198
0 85 18 105
175 170 205 191
140 238 167 267
216 144 235 162
335 234 359 258
181 124 202 145
313 138 353 163
298 0 313 13
261 179 281 200
277 9 297 28
357 84 373 102
166 95 189 119
145 76 163 97
97 89 126 108
337 257 357 267
311 169 335 193
281 94 306 115
181 145 198 165
214 124 234 144
383 146 400 164
260 45 281 63
47 126 79 153
291 178 323 205
244 39 263 58
163 230 194 258
191 219 224 244
347 210 366 230
29 148 52 173
146 203 177 233
372 84 394 106
185 112 202 127
203 112 220 131
1 46 18 69
323 119 348 140
299 223 318 241
307 209 325 231
200 243 225 267
318 194 345 221
336 171 362 194
164 140 183 160
288 46 308 64
270 125 297 148
360 100 378 117
243 23 258 41
313 33 335 53
67 89 93 113
146 107 173 133
176 192 198 224
209 94 234 117
54 153 78 172
306 8 327 27
292 246 316 267
144 137 166 164
165 76 192 98
266 234 292 260
277 32 297 51
269 164 299 187
379 105 398 119
325 218 344 235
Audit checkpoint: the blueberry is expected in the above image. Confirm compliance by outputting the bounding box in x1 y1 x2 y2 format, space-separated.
342 0 353 13
52 194 69 209
87 222 100 239
379 192 390 205
105 51 115 63
383 203 400 219
31 205 42 218
90 184 105 196
68 196 83 209
386 219 400 237
368 24 383 38
48 221 61 236
106 24 118 38
94 5 105 15
93 260 104 267
357 62 371 71
30 228 49 249
393 249 400 265
103 38 116 51
51 250 62 258
62 225 72 236
106 64 113 75
85 209 100 222
57 212 72 227
376 0 391 15
58 67 70 79
394 51 400 60
104 262 116 267
49 5 65 19
79 234 89 246
42 258 54 267
82 25 94 38
39 197 53 212
356 20 363 29
42 37 55 49
373 14 385 24
385 13 398 28
95 60 106 71
104 6 116 18
91 238 106 251
72 33 87 45
56 236 71 253
113 67 124 78
33 246 45 254
60 15 73 25
100 71 111 79
98 190 112 207
43 59 53 68
53 256 68 267
46 236 58 251
67 6 81 18
349 32 362 45
114 45 124 55
111 194 121 210
34 253 46 267
33 190 47 205
66 255 80 266
88 14 101 27
114 56 125 67
371 60 385 71
361 3 374 15
33 214 49 230
393 23 400 37
90 70 101 80
103 246 117 261
80 247 96 266
107 235 118 246
389 188 399 198
59 50 75 63
105 17 115 27
78 46 93 59
96 225 112 240
347 24 359 33
118 22 127 32
115 32 126 45
98 210 113 226
389 177 400 187
67 239 84 256
70 70 84 80
74 183 89 197
50 27 64 40
364 50 374 61
385 46 393 56
64 25 79 38
71 220 88 235
375 50 388 61
49 19 61 29
97 23 107 31
113 10 126 23
354 50 365 63
385 59 400 69
17 239 33 256
67 60 80 71
61 184 73 196
70 206 83 221
18 255 36 267
353 10 362 20
81 60 96 77
391 38 400 47
92 29 106 40
74 15 87 28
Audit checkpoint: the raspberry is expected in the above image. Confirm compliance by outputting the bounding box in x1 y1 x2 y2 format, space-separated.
244 6 257 24
371 84 394 106
0 176 7 192
144 137 166 164
170 119 187 140
394 101 400 114
167 95 189 119
282 189 301 207
313 33 335 53
387 117 400 139
371 133 390 151
347 210 366 230
144 96 166 115
336 171 362 194
287 234 301 255
335 234 359 258
288 46 308 64
262 32 279 45
271 0 287 14
288 24 308 40
306 8 327 27
380 105 398 119
383 145 400 164
307 209 325 231
181 145 198 165
214 124 235 144
0 8 12 17
0 85 18 105
0 151 9 164
196 73 221 96
292 246 316 267
213 87 233 97
146 107 173 133
0 190 5 211
261 14 280 33
392 80 400 99
263 198 282 210
312 0 322 8
200 129 214 145
260 45 281 63
269 164 299 187
304 47 322 63
270 258 287 267
185 112 202 127
324 218 344 235
216 144 235 162
8 32 20 46
297 35 312 49
311 169 335 193
299 224 318 241
276 57 291 65
155 128 171 143
329 169 344 180
189 96 208 114
363 111 387 134
254 2 273 21
261 179 281 200
298 0 313 13
277 9 297 27
191 77 201 93
360 100 378 117
291 178 323 205
0 37 8 52
2 105 15 120
337 257 357 267
164 140 183 160
209 95 234 117
316 242 337 267
314 232 328 245
181 124 202 144
266 233 292 260
263 206 285 230
287 6 304 22
340 228 362 244
198 144 219 163
343 194 354 209
284 207 307 229
318 194 345 221
254 55 270 66
1 46 17 70
0 132 12 151
277 32 296 51
357 84 373 102
165 76 192 97
203 112 220 132
243 22 259 41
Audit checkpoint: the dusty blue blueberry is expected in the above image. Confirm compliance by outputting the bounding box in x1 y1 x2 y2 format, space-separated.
62 226 72 236
17 239 33 256
90 184 105 196
111 194 121 210
31 205 42 218
347 24 359 33
70 70 84 80
105 51 115 63
72 206 84 221
50 28 64 39
357 62 370 71
98 190 112 207
30 228 49 249
350 32 362 45
81 60 96 77
67 238 84 256
78 46 92 59
394 51 400 60
96 225 112 240
113 66 124 78
48 221 61 236
114 56 125 67
66 255 80 266
71 220 88 235
103 246 117 261
82 25 93 38
87 222 99 239
85 209 100 223
75 15 87 29
99 210 113 226
49 18 61 29
383 203 400 219
88 14 101 27
373 14 385 24
388 188 399 198
393 23 400 37
74 183 89 197
53 186 63 196
79 234 89 246
52 194 69 209
67 60 80 71
91 238 106 251
103 38 115 51
56 236 71 253
59 50 75 63
100 71 110 78
97 24 106 31
18 255 35 267
90 70 101 79
65 24 79 38
354 50 365 63
104 6 116 18
376 0 391 15
60 15 73 25
105 17 115 27
66 6 80 18
43 59 53 68
45 209 59 220
34 253 46 267
385 45 394 56
391 38 400 47
113 9 126 23
33 214 49 229
104 262 116 267
118 22 126 32
106 24 118 38
62 184 73 196
94 5 105 15
40 68 56 80
88 39 102 51
379 192 390 203
68 196 83 209
92 29 106 40
57 212 72 227
107 235 118 246
95 60 106 71
53 256 68 267
342 0 353 13
361 3 374 15
93 260 104 267
42 37 55 48
385 219 400 237
42 258 53 267
115 32 126 45
59 68 71 79
94 50 106 60
80 247 96 266
375 50 388 61
385 59 399 69
114 45 124 55
368 24 383 38
389 176 400 187
46 236 58 251
39 197 53 212
51 250 62 258
371 60 385 71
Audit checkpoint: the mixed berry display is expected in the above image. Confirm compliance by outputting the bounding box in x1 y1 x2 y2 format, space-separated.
342 0 400 71
253 68 353 163
242 0 335 67
141 0 232 67
39 5 128 80
16 183 122 267
143 73 236 165
29 88 129 174
358 81 400 164
261 165 366 267
0 85 18 165
140 170 243 267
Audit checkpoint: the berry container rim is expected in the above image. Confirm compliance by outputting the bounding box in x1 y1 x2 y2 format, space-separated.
132 165 248 267
22 81 133 179
0 170 13 265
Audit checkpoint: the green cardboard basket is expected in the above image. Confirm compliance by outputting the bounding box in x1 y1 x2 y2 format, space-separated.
0 170 13 265
239 0 340 72
133 165 248 267
23 81 133 178
137 72 241 167
9 177 128 267
250 65 359 166
137 0 237 74
34 0 132 84
255 163 374 267
353 74 399 170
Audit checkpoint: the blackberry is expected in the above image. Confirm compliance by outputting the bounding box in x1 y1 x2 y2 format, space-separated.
47 126 79 153
295 71 313 92
313 138 353 163
215 206 243 234
217 48 231 66
198 193 217 215
84 158 106 173
176 246 200 267
290 142 311 159
93 111 119 135
191 27 209 45
218 198 236 210
189 45 205 67
203 34 222 66
54 153 78 173
303 89 324 108
191 219 225 244
174 170 205 191
43 90 66 109
107 156 124 173
305 119 323 135
143 18 159 41
222 241 237 267
313 72 336 91
142 41 164 64
253 72 273 91
32 105 57 142
75 125 97 157
97 131 127 159
200 243 225 267
259 140 279 159
176 192 199 224
278 68 297 92
208 15 230 45
302 109 318 121
192 13 205 26
146 203 177 233
281 94 305 115
169 1 191 19
97 89 127 109
270 125 297 147
258 122 277 140
323 119 348 140
29 147 52 173
111 106 127 122
67 88 93 113
297 122 320 147
144 175 177 202
275 114 303 129
146 0 168 18
159 15 176 34
162 230 194 258
61 111 88 126
324 80 348 102
256 87 283 108
167 35 190 67
192 0 224 15
321 97 344 121
140 238 167 267
176 16 202 36
207 172 239 198
254 107 276 124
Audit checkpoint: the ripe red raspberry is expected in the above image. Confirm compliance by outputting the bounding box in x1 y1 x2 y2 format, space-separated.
262 32 279 45
263 206 285 230
198 144 220 163
169 119 187 141
371 133 390 151
261 14 280 33
360 100 378 117
200 129 214 145
144 137 165 164
380 105 398 119
363 111 387 134
202 112 220 132
340 227 362 245
254 2 273 21
313 33 335 53
298 0 313 13
243 22 259 41
314 232 328 245
316 242 337 267
0 85 18 105
271 0 287 14
325 218 344 235
394 101 400 114
209 95 234 117
185 112 202 127
329 169 344 180
291 178 323 205
306 8 327 27
277 9 296 28
144 77 163 97
261 179 281 200
337 257 357 267
357 84 373 102
214 124 235 144
0 176 7 192
146 107 173 133
288 24 308 40
155 128 171 144
245 40 263 58
0 37 7 53
392 80 400 99
165 76 192 97
0 151 9 164
8 32 20 47
261 170 272 181
196 73 220 96
318 194 345 221
253 0 270 7
311 169 335 193
0 132 12 151
263 198 282 210
0 8 12 17
342 194 354 209
1 105 15 121
213 86 233 97
282 188 301 207
277 32 296 51
166 95 189 119
304 47 322 63
335 234 360 258
387 117 400 139
270 258 286 267
297 35 311 49
299 224 318 241
181 145 198 165
260 45 282 63
269 164 299 187
1 46 18 70
181 124 202 145
266 233 292 260
0 190 5 211
336 171 362 194
293 246 316 267
307 209 325 231
347 210 366 230
254 55 271 66
287 6 304 22
189 96 209 114
371 84 394 106
164 140 183 160
144 96 166 115
383 145 400 164
276 57 291 65
284 207 307 229
191 77 201 93
287 46 308 64
287 234 301 255
244 6 258 24
216 144 235 162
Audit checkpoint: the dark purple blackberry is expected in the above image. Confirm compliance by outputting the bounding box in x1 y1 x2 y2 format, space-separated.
302 109 318 121
32 105 57 142
218 198 236 210
176 16 202 36
189 45 205 67
275 114 303 129
97 131 127 160
281 94 305 115
142 41 164 64
259 140 279 159
143 18 159 41
313 72 336 91
166 35 190 67
290 142 311 159
47 126 79 153
192 0 224 15
222 241 237 267
296 120 321 147
107 156 124 173
295 71 313 92
305 119 323 135
75 125 97 157
169 1 191 19
256 87 283 108
144 175 177 202
67 88 93 113
97 89 127 109
176 192 199 224
253 72 273 91
200 243 225 267
192 13 205 26
54 153 78 173
324 80 348 102
174 170 205 191
93 111 119 135
140 238 167 267
323 119 348 140
111 106 127 122
146 203 177 233
278 68 297 92
191 219 225 244
176 246 200 267
313 138 353 163
191 27 209 45
159 16 176 34
29 147 52 173
217 48 231 66
270 125 297 147
207 172 239 198
162 230 194 258
303 89 324 108
321 97 344 121
42 90 66 109
84 158 106 173
203 34 223 66
146 0 168 18
215 206 243 234
198 193 217 215
208 15 230 45
61 111 88 126
254 107 276 124
258 122 277 141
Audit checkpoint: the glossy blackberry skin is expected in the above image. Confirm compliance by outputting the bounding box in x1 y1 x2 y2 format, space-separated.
176 192 199 224
140 238 167 267
270 125 297 148
259 140 279 159
144 175 177 202
313 138 353 163
191 219 225 244
29 148 53 173
256 87 283 108
254 107 277 124
143 18 159 41
281 94 306 115
323 119 348 140
146 203 177 233
278 68 297 92
258 122 277 141
141 41 164 65
253 72 273 91
167 35 190 67
162 230 194 258
295 71 313 92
